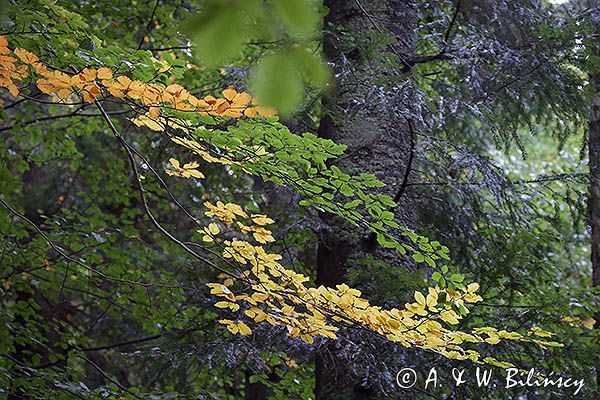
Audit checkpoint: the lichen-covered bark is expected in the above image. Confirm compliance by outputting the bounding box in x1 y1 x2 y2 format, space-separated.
316 1 418 398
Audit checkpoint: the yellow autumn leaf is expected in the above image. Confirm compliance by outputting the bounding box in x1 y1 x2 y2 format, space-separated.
415 291 426 306
530 326 554 338
201 222 220 242
237 321 252 336
466 283 480 293
439 310 460 324
97 67 112 79
214 301 240 312
13 47 38 65
207 222 220 235
251 214 275 226
222 87 237 101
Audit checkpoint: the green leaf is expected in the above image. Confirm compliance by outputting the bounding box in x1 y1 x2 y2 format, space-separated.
413 252 425 263
294 48 330 86
269 0 320 36
344 199 361 209
380 211 394 220
183 0 257 67
250 50 304 115
339 183 354 196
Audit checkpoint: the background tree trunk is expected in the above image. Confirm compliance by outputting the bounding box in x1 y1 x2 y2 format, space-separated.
589 20 600 389
316 1 418 398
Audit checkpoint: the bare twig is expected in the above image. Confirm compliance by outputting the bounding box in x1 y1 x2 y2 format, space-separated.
78 355 142 399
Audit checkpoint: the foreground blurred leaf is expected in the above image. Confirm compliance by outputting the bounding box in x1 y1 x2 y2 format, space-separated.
250 48 329 115
269 0 321 36
250 51 304 115
183 0 259 67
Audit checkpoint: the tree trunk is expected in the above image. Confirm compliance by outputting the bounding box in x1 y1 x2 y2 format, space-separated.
316 1 418 398
589 23 600 389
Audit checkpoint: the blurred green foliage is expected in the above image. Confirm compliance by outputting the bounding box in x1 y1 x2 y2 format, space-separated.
184 0 328 115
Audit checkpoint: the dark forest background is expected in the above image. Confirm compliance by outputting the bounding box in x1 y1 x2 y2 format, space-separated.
1 0 599 399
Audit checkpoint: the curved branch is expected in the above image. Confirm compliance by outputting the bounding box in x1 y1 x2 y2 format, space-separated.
393 118 416 203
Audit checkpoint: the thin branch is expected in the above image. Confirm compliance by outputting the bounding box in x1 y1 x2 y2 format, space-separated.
443 0 462 45
78 356 142 399
82 334 162 352
137 0 160 50
0 196 201 290
404 172 587 188
94 100 243 280
0 106 131 132
144 45 191 51
393 118 417 203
